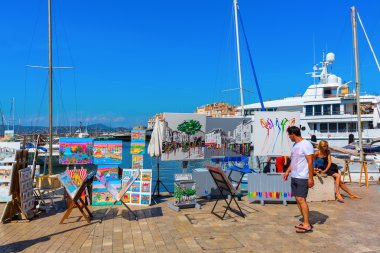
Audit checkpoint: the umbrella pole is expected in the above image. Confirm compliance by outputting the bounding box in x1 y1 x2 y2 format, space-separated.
152 156 172 200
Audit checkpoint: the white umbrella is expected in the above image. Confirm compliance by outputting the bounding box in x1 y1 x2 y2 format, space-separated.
148 118 163 157
148 118 170 197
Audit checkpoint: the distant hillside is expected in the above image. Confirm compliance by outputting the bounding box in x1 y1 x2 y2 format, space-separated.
4 124 131 135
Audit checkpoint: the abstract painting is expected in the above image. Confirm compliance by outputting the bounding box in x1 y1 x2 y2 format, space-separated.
253 111 300 156
93 140 122 164
0 142 19 163
59 138 93 165
161 113 206 161
131 130 146 155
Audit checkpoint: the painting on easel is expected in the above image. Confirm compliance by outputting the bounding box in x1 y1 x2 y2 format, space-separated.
0 142 19 163
58 171 79 199
59 138 93 165
130 130 146 155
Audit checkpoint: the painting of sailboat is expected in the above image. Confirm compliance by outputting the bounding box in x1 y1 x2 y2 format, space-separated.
93 140 122 164
59 138 93 165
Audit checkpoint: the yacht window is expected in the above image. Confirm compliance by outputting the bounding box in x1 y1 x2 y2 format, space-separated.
338 123 346 133
353 105 357 115
305 105 313 116
323 104 331 115
332 104 340 115
314 105 322 116
320 123 328 133
329 123 337 133
369 121 374 129
348 123 357 132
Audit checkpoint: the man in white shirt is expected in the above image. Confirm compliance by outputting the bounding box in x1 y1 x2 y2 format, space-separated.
283 126 314 233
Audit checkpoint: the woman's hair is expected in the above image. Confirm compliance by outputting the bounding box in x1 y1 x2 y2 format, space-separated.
317 140 329 156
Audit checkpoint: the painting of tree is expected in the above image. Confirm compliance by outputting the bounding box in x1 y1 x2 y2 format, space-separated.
177 120 202 158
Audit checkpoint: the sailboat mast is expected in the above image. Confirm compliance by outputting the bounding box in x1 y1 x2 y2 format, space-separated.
350 6 364 163
48 0 53 175
233 0 245 116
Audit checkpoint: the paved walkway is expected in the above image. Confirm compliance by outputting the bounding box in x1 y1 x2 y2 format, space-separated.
0 183 379 253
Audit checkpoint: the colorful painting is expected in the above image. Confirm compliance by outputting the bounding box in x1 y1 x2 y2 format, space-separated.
66 168 88 187
131 182 140 192
0 142 19 163
58 171 79 199
92 181 122 206
141 171 151 182
141 182 150 193
141 194 150 205
96 165 118 181
59 138 93 165
0 182 11 202
121 193 131 203
161 113 206 161
122 169 132 181
253 111 300 156
3 130 14 142
130 130 146 155
0 166 13 183
93 140 122 164
131 193 140 204
19 167 35 213
131 155 143 169
118 169 140 200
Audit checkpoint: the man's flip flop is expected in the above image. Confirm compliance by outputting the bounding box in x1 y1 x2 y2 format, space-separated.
296 227 313 233
295 223 313 229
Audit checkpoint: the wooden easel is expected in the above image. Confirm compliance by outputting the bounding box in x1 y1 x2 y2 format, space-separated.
359 161 369 188
341 160 352 183
60 171 95 224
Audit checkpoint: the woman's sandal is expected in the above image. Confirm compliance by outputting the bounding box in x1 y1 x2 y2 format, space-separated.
336 194 344 203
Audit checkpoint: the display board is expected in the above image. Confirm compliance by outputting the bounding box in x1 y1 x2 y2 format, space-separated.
253 111 300 156
58 171 79 199
19 167 34 214
161 113 206 161
59 138 93 165
0 166 13 202
122 169 152 205
0 142 20 163
130 130 146 155
93 140 122 164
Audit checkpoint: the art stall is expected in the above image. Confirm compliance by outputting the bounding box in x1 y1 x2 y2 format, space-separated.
248 111 300 205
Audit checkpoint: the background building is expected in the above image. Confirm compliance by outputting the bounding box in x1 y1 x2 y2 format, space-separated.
196 102 237 117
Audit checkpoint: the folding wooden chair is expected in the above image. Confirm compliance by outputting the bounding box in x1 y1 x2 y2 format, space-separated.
59 171 95 224
207 165 245 220
99 169 141 223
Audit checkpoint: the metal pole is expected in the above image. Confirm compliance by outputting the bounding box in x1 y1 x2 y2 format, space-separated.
48 0 53 175
233 0 245 116
351 6 365 183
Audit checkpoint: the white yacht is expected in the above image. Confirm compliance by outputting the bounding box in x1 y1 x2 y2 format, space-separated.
241 52 380 148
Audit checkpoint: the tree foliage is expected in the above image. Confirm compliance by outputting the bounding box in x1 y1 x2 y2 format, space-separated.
177 120 202 136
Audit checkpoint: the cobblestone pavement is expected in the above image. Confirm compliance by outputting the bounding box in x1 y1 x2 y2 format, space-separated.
0 182 379 253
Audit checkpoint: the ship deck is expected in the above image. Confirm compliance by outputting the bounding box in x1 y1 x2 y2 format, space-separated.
0 182 379 253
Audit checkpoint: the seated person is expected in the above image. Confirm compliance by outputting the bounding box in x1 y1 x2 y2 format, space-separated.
314 140 361 202
275 156 289 173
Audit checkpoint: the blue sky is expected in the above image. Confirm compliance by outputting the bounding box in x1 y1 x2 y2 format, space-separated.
0 0 379 128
